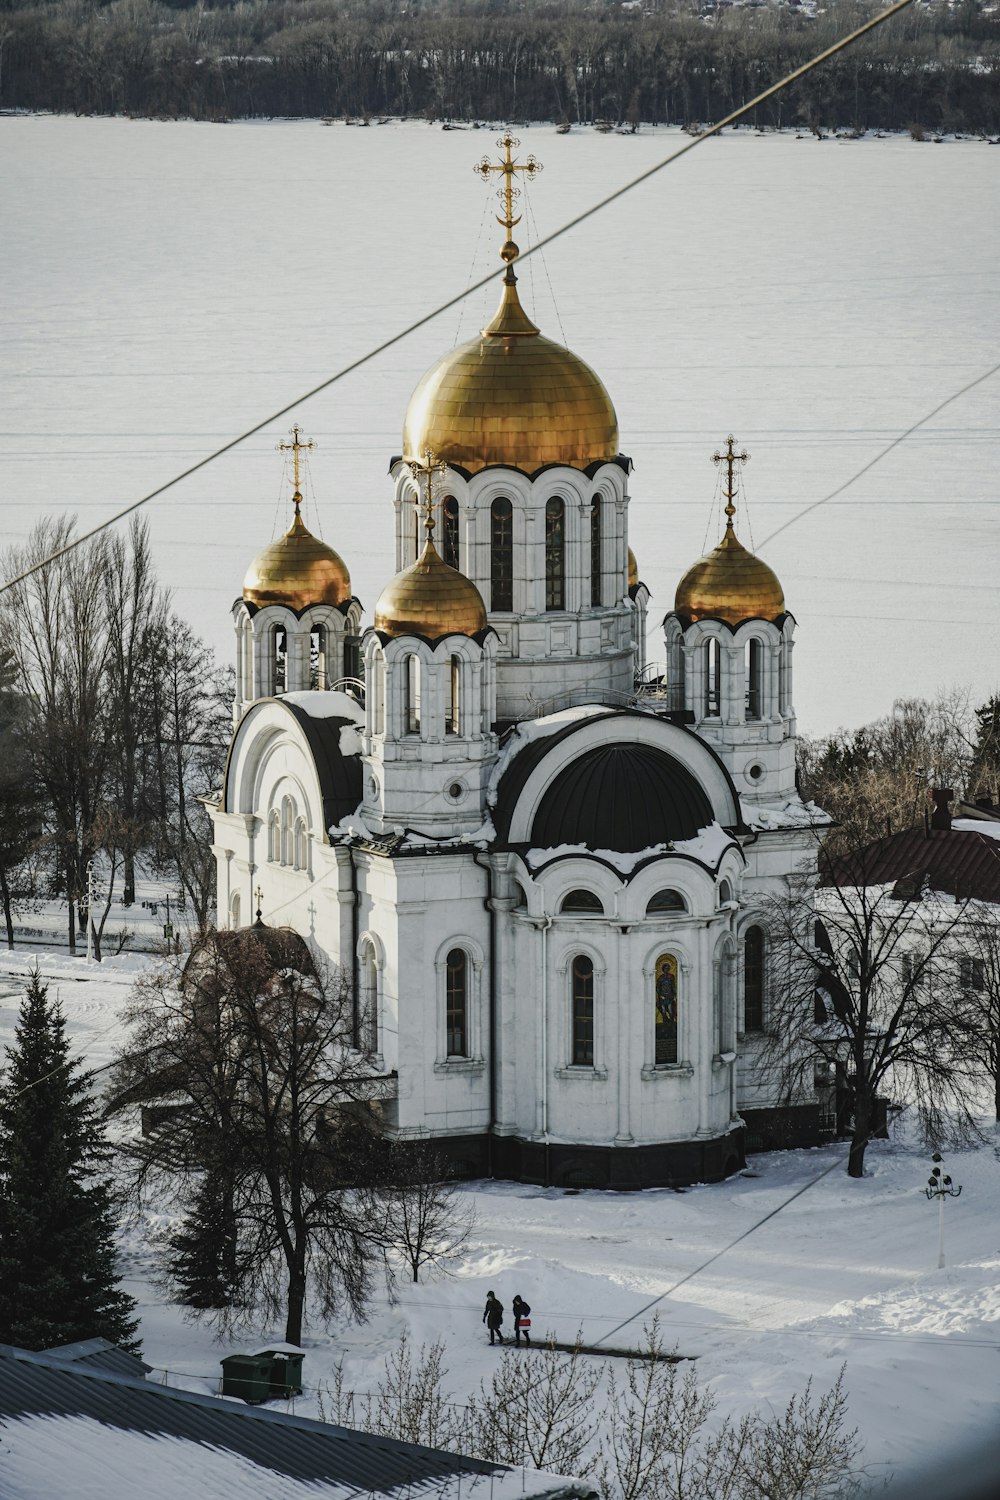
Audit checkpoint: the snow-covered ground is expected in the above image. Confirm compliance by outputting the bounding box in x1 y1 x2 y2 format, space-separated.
1 947 997 1492
2 118 999 736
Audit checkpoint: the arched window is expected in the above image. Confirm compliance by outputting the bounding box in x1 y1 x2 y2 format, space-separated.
545 496 565 611
646 889 686 915
447 654 461 736
718 879 733 907
230 893 241 931
361 943 378 1055
491 498 513 611
654 953 679 1065
744 925 765 1033
446 948 468 1057
294 818 307 871
374 654 385 736
704 638 720 717
571 955 594 1066
310 626 327 690
267 810 280 863
443 496 460 571
274 626 287 696
745 639 761 720
281 796 295 866
560 889 604 914
590 497 602 607
406 654 421 735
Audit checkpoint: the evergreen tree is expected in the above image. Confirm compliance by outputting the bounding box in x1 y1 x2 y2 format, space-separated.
167 1165 239 1311
0 971 140 1352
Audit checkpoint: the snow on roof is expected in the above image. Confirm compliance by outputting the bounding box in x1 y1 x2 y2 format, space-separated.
487 705 611 808
953 817 1000 842
740 796 831 831
673 821 740 867
525 823 736 875
0 1345 595 1500
282 690 365 724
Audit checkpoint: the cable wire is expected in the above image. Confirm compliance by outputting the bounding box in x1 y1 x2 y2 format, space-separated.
0 0 917 598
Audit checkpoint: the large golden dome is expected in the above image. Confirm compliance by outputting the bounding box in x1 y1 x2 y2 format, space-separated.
674 522 784 626
402 271 619 475
243 504 351 612
375 537 487 640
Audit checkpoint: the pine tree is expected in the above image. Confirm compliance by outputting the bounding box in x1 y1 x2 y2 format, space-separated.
0 971 140 1352
167 1165 239 1311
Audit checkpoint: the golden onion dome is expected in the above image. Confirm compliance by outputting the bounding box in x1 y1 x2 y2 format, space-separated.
627 547 639 591
674 521 784 626
243 500 351 612
375 536 487 640
402 270 619 474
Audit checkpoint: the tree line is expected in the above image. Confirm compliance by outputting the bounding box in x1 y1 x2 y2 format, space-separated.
0 516 231 953
0 0 997 134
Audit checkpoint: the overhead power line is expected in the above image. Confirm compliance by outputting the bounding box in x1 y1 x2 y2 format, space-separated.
0 0 917 598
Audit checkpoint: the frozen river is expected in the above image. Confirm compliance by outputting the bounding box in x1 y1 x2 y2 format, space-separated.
2 116 998 736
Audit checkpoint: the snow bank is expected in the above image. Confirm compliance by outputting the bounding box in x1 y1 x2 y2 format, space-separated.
487 706 611 807
282 691 365 724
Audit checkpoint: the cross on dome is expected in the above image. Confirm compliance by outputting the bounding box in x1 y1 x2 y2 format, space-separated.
474 134 543 268
277 424 316 515
408 448 449 540
713 434 749 529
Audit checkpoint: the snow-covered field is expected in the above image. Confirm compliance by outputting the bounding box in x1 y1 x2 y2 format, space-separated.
1 948 997 1492
2 117 999 736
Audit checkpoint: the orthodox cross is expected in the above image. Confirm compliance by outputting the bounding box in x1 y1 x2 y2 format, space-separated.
409 449 449 540
278 424 315 514
254 885 264 923
474 135 542 264
713 435 749 525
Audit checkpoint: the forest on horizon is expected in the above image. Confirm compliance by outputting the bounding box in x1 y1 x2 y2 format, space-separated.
0 0 998 133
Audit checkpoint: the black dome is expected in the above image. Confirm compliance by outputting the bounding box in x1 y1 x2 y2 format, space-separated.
530 743 714 853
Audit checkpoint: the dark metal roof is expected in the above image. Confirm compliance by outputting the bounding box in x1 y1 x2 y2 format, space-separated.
828 827 1000 904
492 712 726 853
224 698 362 832
0 1346 592 1499
532 742 714 851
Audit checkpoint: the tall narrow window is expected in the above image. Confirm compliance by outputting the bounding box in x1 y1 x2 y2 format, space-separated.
406 654 421 734
268 810 280 863
744 925 765 1033
443 496 460 571
374 655 385 736
545 496 565 611
310 626 327 690
447 654 461 736
294 818 307 872
704 638 720 717
590 497 602 607
491 498 513 611
362 945 378 1054
274 627 287 695
446 948 468 1057
745 639 761 720
230 893 241 930
571 955 594 1066
654 953 679 1065
281 796 294 866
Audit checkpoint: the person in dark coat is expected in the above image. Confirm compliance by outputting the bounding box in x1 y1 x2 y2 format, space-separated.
512 1294 531 1346
483 1289 505 1344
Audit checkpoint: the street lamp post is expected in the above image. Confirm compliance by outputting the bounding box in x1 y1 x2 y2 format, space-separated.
925 1152 962 1269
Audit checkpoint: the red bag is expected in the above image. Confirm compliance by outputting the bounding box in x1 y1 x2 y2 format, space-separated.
519 1318 531 1328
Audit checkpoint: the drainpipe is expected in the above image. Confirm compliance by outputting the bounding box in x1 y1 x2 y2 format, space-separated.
348 844 360 1045
535 913 553 1184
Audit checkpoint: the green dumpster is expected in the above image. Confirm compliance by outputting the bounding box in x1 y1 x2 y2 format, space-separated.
220 1353 275 1404
255 1347 304 1397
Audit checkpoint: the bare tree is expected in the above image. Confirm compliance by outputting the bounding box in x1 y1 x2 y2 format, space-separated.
757 836 984 1177
469 1334 601 1475
956 909 1000 1123
385 1142 475 1284
0 648 43 949
110 927 399 1343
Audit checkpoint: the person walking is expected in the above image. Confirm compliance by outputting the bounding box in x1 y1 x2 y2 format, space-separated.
512 1294 532 1346
483 1289 505 1345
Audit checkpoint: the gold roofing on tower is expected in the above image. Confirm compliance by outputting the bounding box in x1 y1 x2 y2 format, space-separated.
375 452 488 639
402 136 619 475
674 438 785 626
243 427 352 611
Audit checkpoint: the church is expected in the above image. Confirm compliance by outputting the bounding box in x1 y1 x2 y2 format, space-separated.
209 137 828 1190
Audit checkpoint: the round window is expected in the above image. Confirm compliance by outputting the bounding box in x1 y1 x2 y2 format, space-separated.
744 762 766 785
368 774 380 799
447 780 466 802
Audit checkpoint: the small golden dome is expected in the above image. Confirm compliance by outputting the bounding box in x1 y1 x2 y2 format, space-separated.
375 538 487 640
627 547 639 591
674 522 784 626
402 272 619 475
243 503 351 612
